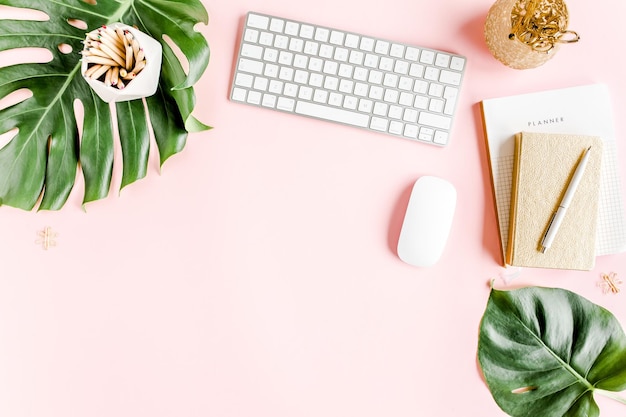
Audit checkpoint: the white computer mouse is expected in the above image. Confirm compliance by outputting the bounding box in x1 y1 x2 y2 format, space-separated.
397 176 457 267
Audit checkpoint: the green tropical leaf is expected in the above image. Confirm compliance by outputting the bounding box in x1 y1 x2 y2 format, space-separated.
0 0 211 210
478 286 626 417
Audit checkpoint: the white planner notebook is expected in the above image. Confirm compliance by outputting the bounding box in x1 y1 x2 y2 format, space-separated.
481 83 626 260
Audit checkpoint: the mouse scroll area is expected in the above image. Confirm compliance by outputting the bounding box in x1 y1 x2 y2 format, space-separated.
397 176 457 267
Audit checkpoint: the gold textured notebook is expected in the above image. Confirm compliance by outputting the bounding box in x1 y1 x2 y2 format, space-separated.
506 132 603 270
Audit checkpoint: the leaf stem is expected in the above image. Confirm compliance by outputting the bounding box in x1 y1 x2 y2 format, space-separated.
595 389 626 405
107 0 135 24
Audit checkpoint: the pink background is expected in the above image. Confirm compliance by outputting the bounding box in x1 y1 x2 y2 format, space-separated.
2 0 626 416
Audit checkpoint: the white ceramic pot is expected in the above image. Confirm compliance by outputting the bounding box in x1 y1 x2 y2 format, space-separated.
81 22 163 102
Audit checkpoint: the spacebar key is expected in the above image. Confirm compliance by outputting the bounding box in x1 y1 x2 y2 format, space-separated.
295 101 369 128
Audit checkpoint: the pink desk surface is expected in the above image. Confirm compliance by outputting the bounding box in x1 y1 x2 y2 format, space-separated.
2 1 626 416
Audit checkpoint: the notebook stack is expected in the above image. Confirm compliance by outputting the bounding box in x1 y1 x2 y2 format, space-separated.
481 84 626 271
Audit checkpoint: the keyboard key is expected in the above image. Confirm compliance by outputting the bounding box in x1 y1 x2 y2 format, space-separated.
345 34 360 48
338 64 353 78
414 95 428 109
399 92 414 106
274 35 289 49
443 86 459 115
293 54 308 69
450 56 465 71
353 67 368 81
296 101 369 127
289 38 304 52
269 18 284 32
244 28 259 43
389 121 403 135
238 58 263 75
379 57 394 71
405 47 419 61
403 108 418 123
413 80 428 94
300 24 315 39
384 89 399 103
284 83 298 97
298 86 313 100
258 32 274 46
279 67 294 80
375 40 390 54
428 83 444 97
309 73 323 87
328 92 343 106
313 89 328 103
398 77 413 91
334 47 349 62
253 77 268 91
264 63 278 77
419 127 434 141
354 83 369 97
285 21 299 35
277 97 295 111
247 90 262 104
294 70 309 84
344 96 358 110
268 80 283 94
262 94 277 107
248 14 269 30
439 70 462 86
339 79 354 94
308 57 323 72
409 63 424 78
324 76 339 90
232 87 247 102
383 73 398 88
358 99 373 113
360 37 375 51
235 73 254 88
323 61 338 75
368 70 383 84
278 50 294 65
349 50 364 65
418 111 452 130
420 50 435 64
429 98 444 113
364 54 379 68
424 67 440 81
315 27 330 42
370 117 388 131
404 124 418 138
319 44 334 58
369 86 383 100
304 41 319 55
263 48 278 62
373 102 388 116
390 44 404 58
394 60 410 75
435 53 450 67
388 105 403 119
434 130 449 144
329 30 345 45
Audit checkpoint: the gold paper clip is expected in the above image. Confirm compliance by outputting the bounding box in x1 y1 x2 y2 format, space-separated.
598 272 622 294
36 226 58 250
509 0 579 53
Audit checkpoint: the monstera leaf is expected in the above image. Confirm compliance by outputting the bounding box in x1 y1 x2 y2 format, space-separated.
0 0 210 210
478 286 626 417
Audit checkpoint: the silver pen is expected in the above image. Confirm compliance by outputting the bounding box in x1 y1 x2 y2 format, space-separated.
540 146 592 253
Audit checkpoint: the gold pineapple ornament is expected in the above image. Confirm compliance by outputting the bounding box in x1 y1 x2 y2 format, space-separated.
485 0 579 69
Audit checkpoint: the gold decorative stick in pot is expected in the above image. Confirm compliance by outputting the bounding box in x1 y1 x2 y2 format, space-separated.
485 0 579 69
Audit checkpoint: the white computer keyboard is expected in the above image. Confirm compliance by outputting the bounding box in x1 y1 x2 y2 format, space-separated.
230 12 466 146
